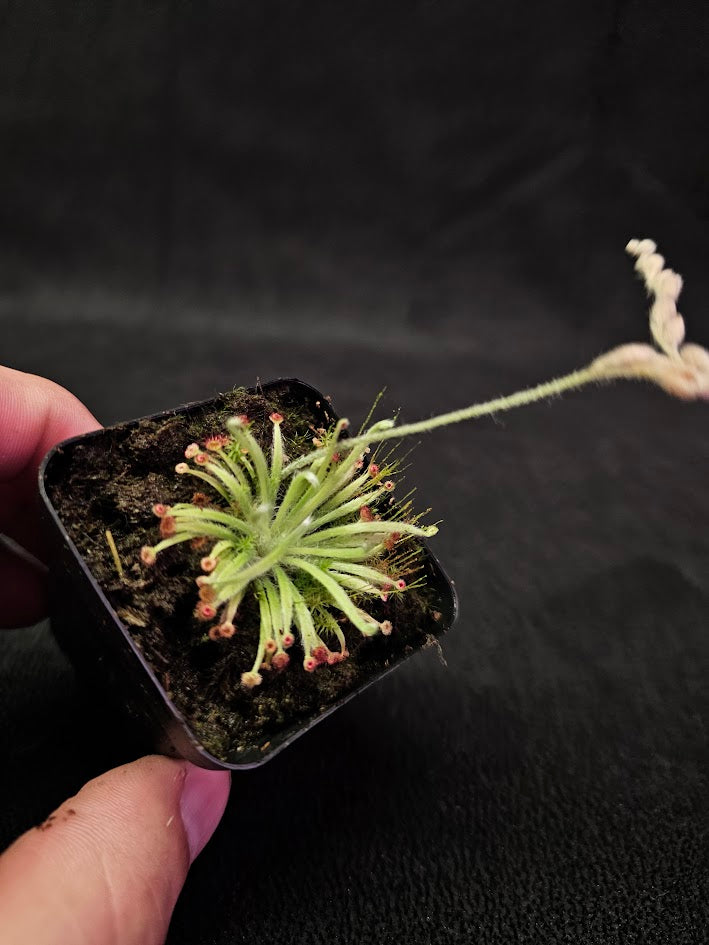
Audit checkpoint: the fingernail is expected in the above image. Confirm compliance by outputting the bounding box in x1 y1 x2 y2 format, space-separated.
179 764 231 862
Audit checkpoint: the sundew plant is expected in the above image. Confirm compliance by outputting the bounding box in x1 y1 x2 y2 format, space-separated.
141 240 708 688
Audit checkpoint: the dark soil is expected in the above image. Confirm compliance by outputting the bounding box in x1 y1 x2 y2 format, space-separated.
45 381 452 764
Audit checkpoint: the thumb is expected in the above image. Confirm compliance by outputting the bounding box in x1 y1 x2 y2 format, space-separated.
0 756 231 945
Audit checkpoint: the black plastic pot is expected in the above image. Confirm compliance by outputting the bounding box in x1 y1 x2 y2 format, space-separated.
39 378 458 770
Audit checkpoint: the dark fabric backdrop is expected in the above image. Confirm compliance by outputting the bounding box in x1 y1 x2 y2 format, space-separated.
1 3 708 943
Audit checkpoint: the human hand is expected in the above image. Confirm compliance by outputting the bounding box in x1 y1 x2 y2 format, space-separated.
0 366 231 945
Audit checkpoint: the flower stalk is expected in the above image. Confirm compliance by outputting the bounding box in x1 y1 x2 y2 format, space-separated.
141 239 708 687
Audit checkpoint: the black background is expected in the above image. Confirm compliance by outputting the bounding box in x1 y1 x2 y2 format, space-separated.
1 3 708 943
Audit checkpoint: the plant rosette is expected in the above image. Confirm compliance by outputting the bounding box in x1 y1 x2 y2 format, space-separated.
39 239 708 769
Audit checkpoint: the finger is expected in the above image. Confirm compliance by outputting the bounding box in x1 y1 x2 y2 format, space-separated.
0 365 100 485
0 364 100 539
0 366 101 623
0 756 231 945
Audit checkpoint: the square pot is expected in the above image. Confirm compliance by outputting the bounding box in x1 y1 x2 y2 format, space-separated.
39 378 457 770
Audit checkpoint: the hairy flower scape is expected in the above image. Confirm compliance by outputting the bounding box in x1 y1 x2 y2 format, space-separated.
141 239 708 688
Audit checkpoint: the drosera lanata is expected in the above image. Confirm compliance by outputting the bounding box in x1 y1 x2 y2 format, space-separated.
141 239 708 688
141 409 430 687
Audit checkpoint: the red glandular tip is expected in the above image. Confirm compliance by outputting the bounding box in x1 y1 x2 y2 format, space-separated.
380 620 393 636
218 621 236 638
199 584 216 603
175 462 189 474
269 412 284 424
264 639 277 655
140 546 156 566
200 556 217 573
303 656 318 673
312 645 329 665
152 503 170 518
232 414 249 427
194 452 209 466
159 516 176 538
368 463 380 477
360 505 375 522
395 579 406 590
241 671 263 689
282 633 295 648
191 492 210 507
271 652 290 671
384 480 395 491
184 443 200 459
205 434 229 451
195 601 217 621
190 536 207 550
208 625 221 641
327 650 346 665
